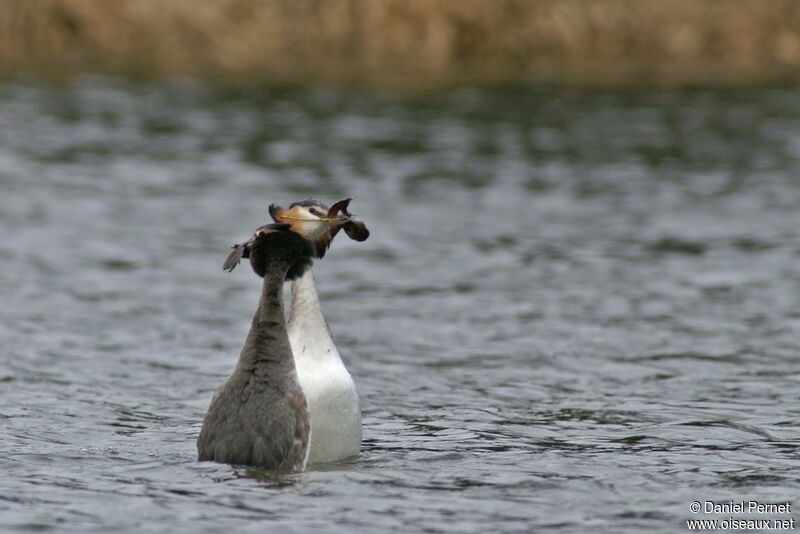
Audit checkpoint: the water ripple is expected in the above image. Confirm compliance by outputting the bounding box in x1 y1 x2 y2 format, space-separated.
0 81 799 532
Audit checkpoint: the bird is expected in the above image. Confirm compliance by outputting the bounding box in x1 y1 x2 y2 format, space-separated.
269 199 369 465
221 198 369 465
197 223 316 471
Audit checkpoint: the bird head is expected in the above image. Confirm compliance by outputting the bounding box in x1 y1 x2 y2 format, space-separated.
268 198 369 258
224 223 315 280
222 197 369 276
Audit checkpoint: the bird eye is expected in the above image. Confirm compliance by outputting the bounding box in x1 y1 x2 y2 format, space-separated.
309 207 324 217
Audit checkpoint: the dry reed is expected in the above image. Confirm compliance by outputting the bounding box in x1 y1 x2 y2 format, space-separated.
1 0 799 90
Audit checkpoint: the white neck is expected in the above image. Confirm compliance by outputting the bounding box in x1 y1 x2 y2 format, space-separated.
287 270 339 363
286 268 362 464
290 269 323 319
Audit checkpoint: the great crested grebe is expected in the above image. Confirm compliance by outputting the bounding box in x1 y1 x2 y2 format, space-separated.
218 199 369 465
268 199 369 465
197 224 315 471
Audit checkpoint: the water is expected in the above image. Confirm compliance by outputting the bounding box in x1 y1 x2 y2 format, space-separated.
1 79 799 533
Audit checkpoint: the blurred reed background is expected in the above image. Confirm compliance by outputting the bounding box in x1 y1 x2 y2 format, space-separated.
1 0 800 91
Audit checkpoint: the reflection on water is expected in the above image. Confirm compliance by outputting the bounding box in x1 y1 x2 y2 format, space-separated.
1 79 799 532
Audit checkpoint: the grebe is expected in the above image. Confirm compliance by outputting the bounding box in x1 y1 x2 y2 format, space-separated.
197 224 315 471
268 199 369 465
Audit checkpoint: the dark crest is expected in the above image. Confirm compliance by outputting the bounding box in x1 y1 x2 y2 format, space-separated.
289 199 327 209
223 224 313 280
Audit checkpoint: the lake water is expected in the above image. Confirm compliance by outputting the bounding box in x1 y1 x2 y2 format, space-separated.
1 79 799 533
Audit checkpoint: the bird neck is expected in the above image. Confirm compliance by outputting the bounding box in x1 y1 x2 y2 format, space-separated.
289 269 326 325
237 269 295 375
288 269 341 364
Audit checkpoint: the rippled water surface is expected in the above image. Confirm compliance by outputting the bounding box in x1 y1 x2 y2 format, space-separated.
1 80 799 532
